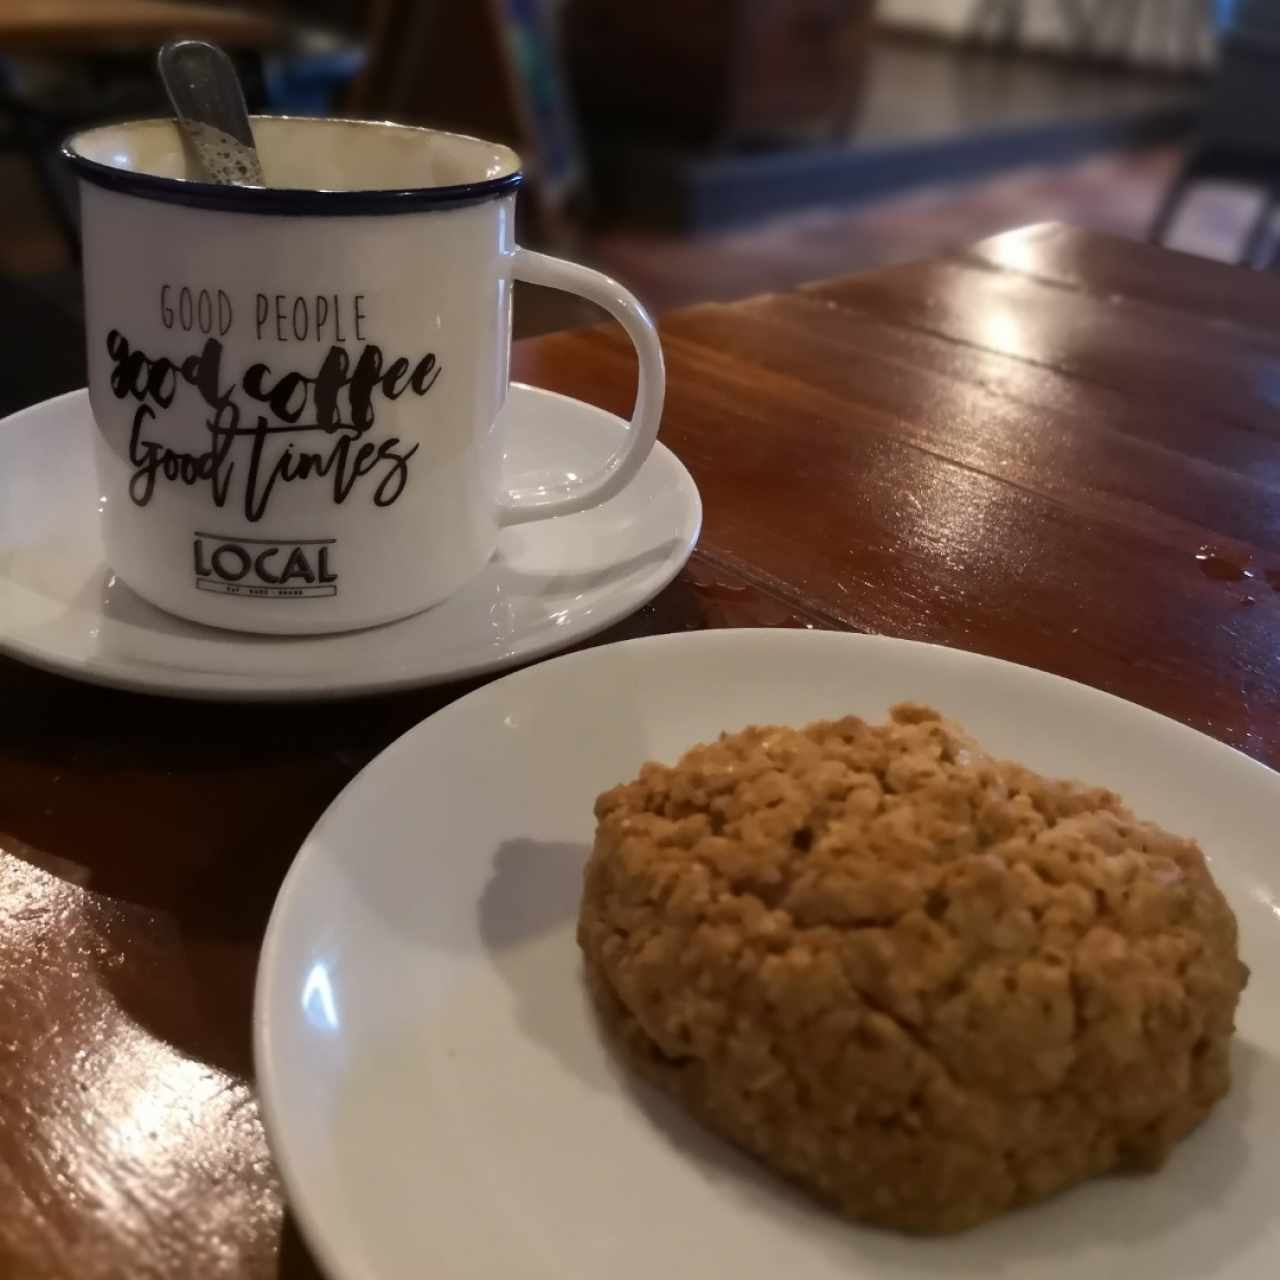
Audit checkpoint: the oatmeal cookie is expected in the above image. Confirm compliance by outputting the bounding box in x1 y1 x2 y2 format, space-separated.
578 705 1247 1232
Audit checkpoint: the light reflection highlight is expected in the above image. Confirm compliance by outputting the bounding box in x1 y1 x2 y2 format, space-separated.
979 225 1042 274
302 961 340 1032
979 309 1024 356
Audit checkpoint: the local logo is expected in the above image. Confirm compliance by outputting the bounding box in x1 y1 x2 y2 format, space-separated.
194 533 337 598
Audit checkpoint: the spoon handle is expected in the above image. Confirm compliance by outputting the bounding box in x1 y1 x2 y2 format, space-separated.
157 40 265 186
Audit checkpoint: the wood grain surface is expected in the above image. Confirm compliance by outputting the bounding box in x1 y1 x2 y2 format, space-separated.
0 1 277 52
2 224 1278 1278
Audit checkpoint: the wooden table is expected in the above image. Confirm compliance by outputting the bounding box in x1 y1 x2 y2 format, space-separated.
3 223 1279 1278
0 1 276 52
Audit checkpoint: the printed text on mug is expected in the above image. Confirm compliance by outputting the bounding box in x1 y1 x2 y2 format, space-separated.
104 285 441 523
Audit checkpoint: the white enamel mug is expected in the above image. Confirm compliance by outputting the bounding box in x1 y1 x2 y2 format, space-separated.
62 117 665 635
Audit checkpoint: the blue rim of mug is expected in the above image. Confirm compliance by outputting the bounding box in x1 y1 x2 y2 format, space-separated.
61 116 524 216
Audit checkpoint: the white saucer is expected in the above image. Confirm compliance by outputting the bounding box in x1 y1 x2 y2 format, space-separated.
0 384 700 700
255 629 1280 1280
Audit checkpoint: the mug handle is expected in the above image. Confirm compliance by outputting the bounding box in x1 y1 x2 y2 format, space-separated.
499 248 666 527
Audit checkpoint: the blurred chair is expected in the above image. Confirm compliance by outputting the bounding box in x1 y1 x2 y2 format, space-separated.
966 0 1096 53
349 0 586 250
0 3 366 265
564 0 878 150
1148 0 1280 266
969 0 1211 66
0 3 281 261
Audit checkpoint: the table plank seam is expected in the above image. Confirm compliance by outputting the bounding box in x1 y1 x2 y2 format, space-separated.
659 330 1280 555
707 292 1280 496
689 544 861 632
525 322 1280 556
786 287 1277 442
952 248 1280 352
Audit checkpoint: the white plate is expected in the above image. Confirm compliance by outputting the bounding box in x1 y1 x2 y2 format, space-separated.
0 385 700 700
255 629 1280 1280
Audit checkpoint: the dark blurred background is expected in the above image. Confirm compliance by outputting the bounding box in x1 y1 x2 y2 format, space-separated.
3 0 1279 413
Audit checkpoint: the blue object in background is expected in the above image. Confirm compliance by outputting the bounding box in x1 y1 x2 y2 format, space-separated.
262 43 365 116
1216 0 1280 38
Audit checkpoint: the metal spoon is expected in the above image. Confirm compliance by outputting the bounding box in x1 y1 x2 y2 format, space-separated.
157 39 265 186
